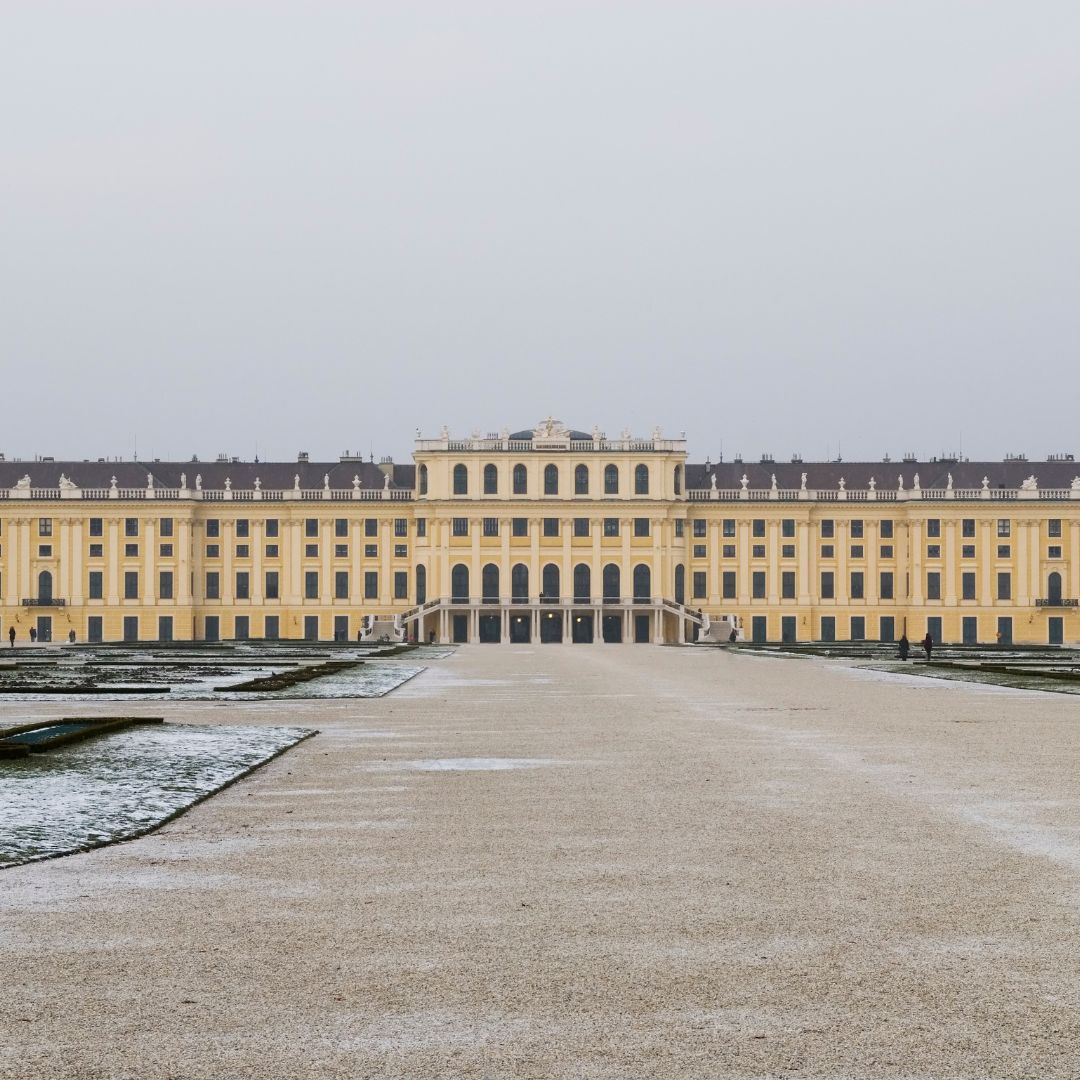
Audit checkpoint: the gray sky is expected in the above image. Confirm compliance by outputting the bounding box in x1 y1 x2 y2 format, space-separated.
2 1 1078 465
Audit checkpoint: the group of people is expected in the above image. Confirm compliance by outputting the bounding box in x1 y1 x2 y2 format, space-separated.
897 632 934 661
6 626 77 646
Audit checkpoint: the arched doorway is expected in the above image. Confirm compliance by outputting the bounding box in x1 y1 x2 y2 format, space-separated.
633 564 651 602
1048 571 1063 603
451 564 469 603
542 563 560 603
511 563 529 604
482 564 500 603
603 564 620 603
573 563 591 603
37 570 53 603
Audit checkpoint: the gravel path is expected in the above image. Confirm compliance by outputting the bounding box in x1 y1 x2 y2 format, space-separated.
3 646 1080 1078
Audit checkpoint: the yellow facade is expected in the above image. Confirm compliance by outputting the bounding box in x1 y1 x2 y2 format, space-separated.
1 424 1078 646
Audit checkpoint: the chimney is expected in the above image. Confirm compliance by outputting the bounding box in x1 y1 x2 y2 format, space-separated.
377 455 394 481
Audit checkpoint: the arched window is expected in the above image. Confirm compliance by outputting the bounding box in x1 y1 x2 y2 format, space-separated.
603 563 620 602
482 563 500 603
604 464 619 495
453 464 468 496
511 563 529 604
37 570 53 603
633 564 651 602
542 563 560 603
674 564 685 605
574 464 589 495
513 463 528 495
483 464 498 495
1048 571 1063 603
418 464 428 496
451 564 469 603
573 563 591 603
415 564 426 605
544 463 559 495
673 465 682 496
635 464 649 495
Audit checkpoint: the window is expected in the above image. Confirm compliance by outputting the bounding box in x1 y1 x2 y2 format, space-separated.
88 571 103 599
394 571 408 600
880 572 893 600
452 518 468 537
821 545 834 558
604 464 619 495
158 571 173 600
266 519 279 538
160 518 174 537
37 544 52 557
160 543 173 557
124 571 139 600
416 565 426 605
674 565 685 604
880 520 893 539
722 571 736 599
484 464 498 495
453 464 468 495
851 616 866 641
752 571 766 599
673 465 682 495
675 520 684 538
753 519 765 538
233 616 249 641
998 519 1011 538
723 519 736 537
394 519 407 537
603 518 619 537
604 564 621 601
335 544 348 558
89 544 103 558
205 572 220 600
574 463 589 495
512 563 529 602
206 520 220 537
927 519 941 538
483 517 499 537
634 518 650 537
513 464 527 495
418 464 428 495
722 544 735 558
926 572 941 600
781 519 795 538
482 564 500 602
39 518 53 537
850 545 864 559
1049 545 1063 559
236 519 250 538
266 544 279 558
305 518 318 538
962 572 976 600
997 572 1011 600
89 518 103 537
125 544 138 557
693 571 707 599
1049 519 1062 538
335 571 349 599
124 518 138 537
997 545 1011 558
395 544 408 558
752 545 766 558
265 571 279 599
573 563 591 602
821 571 834 599
305 544 318 558
781 545 795 558
206 544 220 558
693 545 707 558
364 571 378 599
305 571 319 599
573 518 589 537
416 519 427 538
850 571 864 599
236 545 249 558
334 518 348 538
851 520 864 539
880 545 893 558
236 572 250 600
635 464 649 495
693 520 707 538
88 616 103 642
544 464 559 495
962 545 975 559
543 518 559 537
927 545 941 559
365 519 378 537
512 518 528 537
820 520 834 538
820 616 835 642
962 519 976 538
781 571 795 599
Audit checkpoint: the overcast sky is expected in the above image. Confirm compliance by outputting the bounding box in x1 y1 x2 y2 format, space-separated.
2 1 1077 465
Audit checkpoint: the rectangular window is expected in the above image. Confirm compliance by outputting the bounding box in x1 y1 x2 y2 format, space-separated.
235 571 250 599
752 571 766 599
634 518 650 538
394 571 408 600
394 544 408 558
483 517 499 537
693 545 707 558
88 616 103 642
124 543 138 557
820 519 834 538
850 615 865 641
997 519 1011 537
880 545 893 559
694 520 707 538
264 615 280 640
781 519 795 538
39 518 53 537
416 518 427 538
124 571 139 600
543 518 559 537
820 615 835 642
604 518 619 537
236 544 249 558
722 544 735 558
962 572 976 600
880 571 893 600
752 519 765 538
88 571 103 600
305 571 319 599
962 544 975 558
850 545 864 559
850 571 864 599
820 544 834 559
927 519 941 538
574 518 590 537
159 518 174 537
512 518 528 537
880 519 893 539
997 572 1011 600
158 616 173 642
997 545 1011 558
124 518 138 537
305 518 318 538
692 571 707 599
265 571 279 599
781 544 795 558
265 519 279 538
335 544 348 557
850 520 864 539
927 545 941 559
206 520 220 538
723 519 736 538
821 571 834 599
305 544 318 558
1049 519 1062 538
159 571 173 600
364 544 378 557
205 572 220 599
266 544 279 558
452 518 468 537
89 544 103 558
335 518 348 538
206 544 220 558
365 519 378 537
123 615 139 642
364 571 378 599
38 544 52 557
674 519 684 538
752 544 765 558
722 571 736 599
89 518 103 537
1049 545 1062 559
394 519 408 537
781 571 795 599
236 519 250 538
927 572 941 600
233 616 249 641
962 518 976 538
335 571 349 599
160 543 173 557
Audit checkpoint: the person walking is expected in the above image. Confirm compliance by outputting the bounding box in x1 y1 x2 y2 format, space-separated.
7 625 14 648
898 633 909 660
68 628 76 644
29 626 37 644
922 632 934 660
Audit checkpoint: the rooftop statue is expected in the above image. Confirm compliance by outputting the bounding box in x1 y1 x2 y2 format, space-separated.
13 474 31 491
1021 475 1038 491
58 474 77 490
868 476 876 491
800 472 808 491
254 477 262 491
195 474 202 491
1072 477 1080 491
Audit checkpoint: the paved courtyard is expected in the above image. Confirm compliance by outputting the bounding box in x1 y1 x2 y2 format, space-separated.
3 645 1080 1078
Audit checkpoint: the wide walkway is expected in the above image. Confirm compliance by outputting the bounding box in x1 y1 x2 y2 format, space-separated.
3 646 1080 1078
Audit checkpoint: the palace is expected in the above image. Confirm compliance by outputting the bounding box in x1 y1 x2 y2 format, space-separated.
1 420 1078 646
